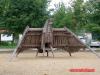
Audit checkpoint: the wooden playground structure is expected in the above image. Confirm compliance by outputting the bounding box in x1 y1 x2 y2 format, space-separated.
12 19 100 59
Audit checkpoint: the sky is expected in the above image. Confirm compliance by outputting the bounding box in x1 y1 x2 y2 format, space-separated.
48 0 72 10
48 0 74 14
48 0 88 10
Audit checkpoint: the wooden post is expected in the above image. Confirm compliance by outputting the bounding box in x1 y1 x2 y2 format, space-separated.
69 51 72 56
50 45 54 57
47 50 49 56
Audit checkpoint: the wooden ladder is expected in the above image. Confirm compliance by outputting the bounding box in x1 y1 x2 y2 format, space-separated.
36 19 54 57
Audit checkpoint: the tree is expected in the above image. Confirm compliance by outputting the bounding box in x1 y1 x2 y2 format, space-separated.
72 0 88 33
0 0 49 34
53 0 88 33
0 0 49 43
89 0 100 25
53 3 74 30
84 0 100 40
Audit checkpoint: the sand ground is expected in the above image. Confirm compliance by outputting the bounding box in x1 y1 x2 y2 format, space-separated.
0 50 100 75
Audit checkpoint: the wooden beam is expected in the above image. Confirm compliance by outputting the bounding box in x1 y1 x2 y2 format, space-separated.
11 26 29 60
29 28 42 31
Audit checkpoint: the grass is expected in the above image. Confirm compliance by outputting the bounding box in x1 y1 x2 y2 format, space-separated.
0 45 16 48
0 42 16 49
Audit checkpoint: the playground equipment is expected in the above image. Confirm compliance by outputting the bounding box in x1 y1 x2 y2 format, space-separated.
12 19 100 58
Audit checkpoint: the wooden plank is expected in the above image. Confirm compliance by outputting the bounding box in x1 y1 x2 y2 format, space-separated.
22 45 40 47
53 28 65 31
29 28 42 31
26 34 41 36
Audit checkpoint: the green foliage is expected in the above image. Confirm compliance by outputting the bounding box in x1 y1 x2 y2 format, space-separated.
0 41 16 48
53 0 100 40
84 0 100 40
85 0 100 25
0 0 49 34
0 0 100 40
91 1 100 25
53 0 87 33
72 0 88 32
53 3 74 30
84 23 99 32
84 23 100 40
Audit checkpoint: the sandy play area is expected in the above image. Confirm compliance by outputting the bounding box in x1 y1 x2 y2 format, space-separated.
0 50 100 75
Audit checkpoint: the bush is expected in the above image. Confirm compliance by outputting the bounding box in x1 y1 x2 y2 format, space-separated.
0 41 16 48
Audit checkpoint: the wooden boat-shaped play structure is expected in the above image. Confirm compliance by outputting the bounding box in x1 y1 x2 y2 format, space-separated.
12 19 100 59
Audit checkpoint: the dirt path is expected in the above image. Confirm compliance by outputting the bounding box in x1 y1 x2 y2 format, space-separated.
0 51 100 75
